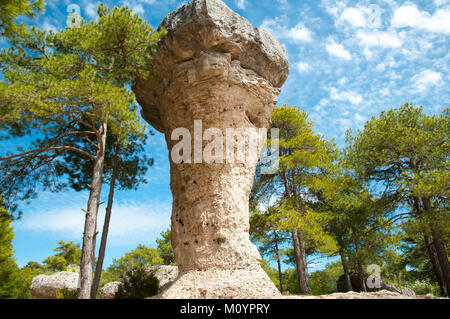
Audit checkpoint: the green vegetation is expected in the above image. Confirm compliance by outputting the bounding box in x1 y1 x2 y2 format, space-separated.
0 1 447 300
0 2 165 298
0 0 44 36
253 103 449 297
114 263 160 299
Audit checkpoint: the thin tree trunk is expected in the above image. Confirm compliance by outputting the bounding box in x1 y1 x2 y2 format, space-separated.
424 234 446 296
411 196 446 296
78 122 107 299
281 169 312 295
422 197 450 297
90 146 120 299
357 260 367 292
293 229 312 295
339 247 353 291
273 231 283 293
431 234 450 297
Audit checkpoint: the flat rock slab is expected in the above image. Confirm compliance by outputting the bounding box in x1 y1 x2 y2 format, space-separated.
285 290 443 299
30 271 79 299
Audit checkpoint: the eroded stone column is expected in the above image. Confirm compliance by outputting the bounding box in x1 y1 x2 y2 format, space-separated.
133 0 289 298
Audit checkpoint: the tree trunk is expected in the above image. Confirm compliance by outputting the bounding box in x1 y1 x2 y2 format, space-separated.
77 122 107 299
431 234 450 297
339 247 353 291
274 232 283 293
293 229 312 295
90 146 119 299
422 197 450 297
281 169 312 295
424 234 446 296
357 260 367 292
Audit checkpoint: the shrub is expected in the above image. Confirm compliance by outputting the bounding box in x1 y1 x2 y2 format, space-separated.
55 288 77 299
403 279 440 296
114 263 159 299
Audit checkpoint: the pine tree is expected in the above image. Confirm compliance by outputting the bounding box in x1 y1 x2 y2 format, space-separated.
0 4 165 298
251 105 337 294
345 103 449 296
0 0 44 36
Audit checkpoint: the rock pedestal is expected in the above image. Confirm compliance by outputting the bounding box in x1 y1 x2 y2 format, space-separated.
134 0 289 299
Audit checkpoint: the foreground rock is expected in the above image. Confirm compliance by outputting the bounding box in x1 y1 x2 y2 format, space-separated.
287 290 441 299
30 271 78 299
133 0 288 299
99 281 122 299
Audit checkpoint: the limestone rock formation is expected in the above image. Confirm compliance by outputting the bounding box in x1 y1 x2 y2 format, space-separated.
133 0 289 299
100 281 122 299
149 265 179 291
287 290 420 299
30 271 79 299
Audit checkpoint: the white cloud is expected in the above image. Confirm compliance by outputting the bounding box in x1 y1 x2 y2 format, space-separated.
288 23 313 42
85 3 98 19
325 39 352 60
333 4 382 29
434 0 450 6
42 21 58 32
354 113 367 123
392 5 450 34
236 0 247 10
338 7 367 27
261 18 313 43
412 70 443 92
16 200 171 244
356 30 403 48
295 61 310 73
338 77 348 85
329 87 363 104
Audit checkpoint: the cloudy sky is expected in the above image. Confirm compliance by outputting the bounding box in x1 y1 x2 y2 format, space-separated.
6 0 449 270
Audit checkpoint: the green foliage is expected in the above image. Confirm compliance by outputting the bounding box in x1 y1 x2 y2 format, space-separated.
55 287 77 299
114 263 159 299
309 262 342 295
282 268 300 295
0 3 165 213
0 197 20 298
403 279 441 296
42 240 81 271
260 259 281 290
251 105 338 256
105 244 163 281
156 228 174 265
0 0 44 36
0 196 36 298
345 103 449 234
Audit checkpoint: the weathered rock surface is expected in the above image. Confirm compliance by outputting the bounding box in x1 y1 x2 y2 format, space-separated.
286 290 435 299
135 0 289 133
100 281 122 299
133 0 288 299
30 271 78 299
149 265 179 290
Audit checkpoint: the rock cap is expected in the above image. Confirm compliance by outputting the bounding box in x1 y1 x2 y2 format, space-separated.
157 0 289 88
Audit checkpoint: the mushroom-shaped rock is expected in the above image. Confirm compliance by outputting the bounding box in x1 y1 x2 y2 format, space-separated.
133 0 289 299
30 271 79 299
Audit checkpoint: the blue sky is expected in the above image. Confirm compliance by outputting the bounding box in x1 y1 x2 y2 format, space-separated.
5 0 449 271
